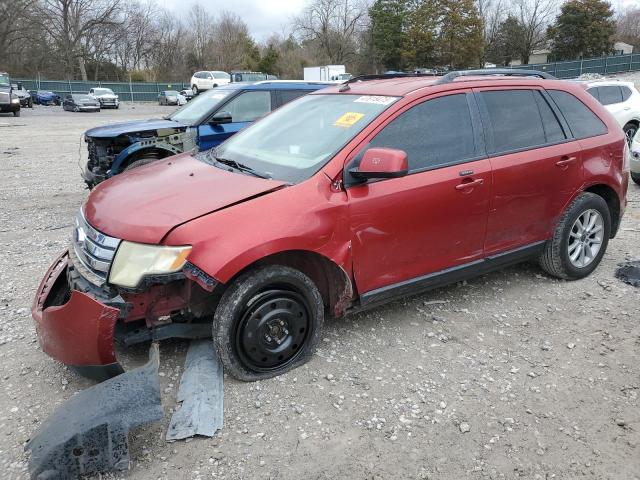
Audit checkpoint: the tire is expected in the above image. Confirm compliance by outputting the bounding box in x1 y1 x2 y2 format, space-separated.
213 265 324 382
623 123 638 147
631 172 640 186
73 106 79 112
192 85 199 95
539 192 611 280
13 110 20 117
28 98 33 108
124 157 160 171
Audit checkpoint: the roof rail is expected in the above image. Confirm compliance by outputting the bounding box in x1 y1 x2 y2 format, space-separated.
435 69 556 84
339 72 440 91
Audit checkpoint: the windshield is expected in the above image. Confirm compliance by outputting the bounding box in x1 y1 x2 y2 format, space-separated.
74 95 91 100
93 88 114 95
213 93 399 183
168 87 236 126
0 73 9 87
165 90 179 95
212 72 230 80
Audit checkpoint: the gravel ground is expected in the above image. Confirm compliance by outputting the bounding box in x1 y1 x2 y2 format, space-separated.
0 89 639 480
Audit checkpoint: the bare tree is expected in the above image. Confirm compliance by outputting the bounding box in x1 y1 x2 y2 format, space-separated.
186 3 215 69
616 7 640 48
476 0 504 66
211 11 252 72
513 0 557 64
36 0 123 80
294 0 368 64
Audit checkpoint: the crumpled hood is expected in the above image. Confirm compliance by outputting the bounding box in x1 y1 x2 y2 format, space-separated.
84 153 288 244
85 119 187 138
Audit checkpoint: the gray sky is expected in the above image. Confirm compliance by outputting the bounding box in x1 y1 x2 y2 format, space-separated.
158 0 308 41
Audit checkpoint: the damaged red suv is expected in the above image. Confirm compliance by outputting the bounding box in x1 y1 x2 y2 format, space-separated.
33 70 629 381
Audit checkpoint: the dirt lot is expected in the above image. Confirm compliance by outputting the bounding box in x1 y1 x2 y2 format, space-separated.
1 90 639 480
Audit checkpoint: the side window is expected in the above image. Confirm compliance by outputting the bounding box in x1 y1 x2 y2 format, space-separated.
547 90 608 139
598 86 622 105
480 90 546 153
533 91 567 144
587 87 599 101
366 93 477 172
222 91 272 122
621 86 633 102
279 90 309 106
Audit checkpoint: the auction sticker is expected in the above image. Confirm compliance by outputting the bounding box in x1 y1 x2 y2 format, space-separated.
334 112 365 128
354 95 396 105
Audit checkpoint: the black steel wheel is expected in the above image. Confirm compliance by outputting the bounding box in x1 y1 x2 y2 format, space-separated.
213 265 324 381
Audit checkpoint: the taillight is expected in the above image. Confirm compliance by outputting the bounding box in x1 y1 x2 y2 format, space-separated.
623 142 630 173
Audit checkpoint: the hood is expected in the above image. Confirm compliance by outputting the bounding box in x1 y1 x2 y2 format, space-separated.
85 118 187 138
84 153 288 244
38 92 55 98
95 94 117 99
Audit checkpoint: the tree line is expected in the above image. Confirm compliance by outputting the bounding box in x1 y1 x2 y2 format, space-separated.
0 0 639 82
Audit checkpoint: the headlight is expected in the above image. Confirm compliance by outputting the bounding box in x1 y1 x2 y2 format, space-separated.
109 241 192 288
11 94 19 104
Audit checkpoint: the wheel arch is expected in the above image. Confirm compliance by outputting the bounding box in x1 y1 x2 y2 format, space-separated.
216 250 354 318
111 143 181 175
583 183 621 238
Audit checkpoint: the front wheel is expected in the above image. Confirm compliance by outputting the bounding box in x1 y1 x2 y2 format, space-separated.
631 172 640 185
539 192 611 280
213 265 324 381
28 98 33 108
13 110 20 117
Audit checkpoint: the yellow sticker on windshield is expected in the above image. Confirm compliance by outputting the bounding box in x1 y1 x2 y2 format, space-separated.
334 112 365 128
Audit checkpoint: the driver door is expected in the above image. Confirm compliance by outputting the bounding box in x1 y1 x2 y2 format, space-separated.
197 90 274 151
347 92 491 301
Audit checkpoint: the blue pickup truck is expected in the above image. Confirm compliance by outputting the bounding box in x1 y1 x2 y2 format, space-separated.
82 81 330 188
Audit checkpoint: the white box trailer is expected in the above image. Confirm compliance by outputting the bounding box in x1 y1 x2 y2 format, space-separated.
303 65 347 82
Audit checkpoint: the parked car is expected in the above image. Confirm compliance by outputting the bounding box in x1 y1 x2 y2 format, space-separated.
585 80 640 146
180 88 194 101
31 90 61 106
0 72 20 116
631 131 640 185
11 83 33 108
32 70 628 382
158 90 181 105
62 94 101 112
230 71 271 82
89 87 119 109
190 71 230 94
81 81 331 187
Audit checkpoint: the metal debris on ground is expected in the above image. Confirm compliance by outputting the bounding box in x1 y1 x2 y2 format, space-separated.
26 344 163 480
167 339 224 440
615 261 640 287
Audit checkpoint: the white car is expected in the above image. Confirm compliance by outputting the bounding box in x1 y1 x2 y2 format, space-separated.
88 87 119 109
630 130 640 185
190 71 231 95
585 80 640 146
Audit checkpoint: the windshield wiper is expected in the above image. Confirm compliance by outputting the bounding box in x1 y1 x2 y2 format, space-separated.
209 153 271 179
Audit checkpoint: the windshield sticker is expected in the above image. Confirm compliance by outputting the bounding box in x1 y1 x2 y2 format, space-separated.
334 112 365 128
354 95 396 105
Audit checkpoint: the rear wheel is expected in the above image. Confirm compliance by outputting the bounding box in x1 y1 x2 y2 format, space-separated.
192 85 199 95
213 265 324 381
623 123 638 147
631 172 640 185
539 192 611 280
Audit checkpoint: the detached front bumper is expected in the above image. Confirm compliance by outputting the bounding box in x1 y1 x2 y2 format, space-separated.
31 251 124 381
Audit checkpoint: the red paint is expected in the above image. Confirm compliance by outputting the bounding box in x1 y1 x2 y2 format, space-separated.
33 76 629 371
358 148 408 175
32 251 119 367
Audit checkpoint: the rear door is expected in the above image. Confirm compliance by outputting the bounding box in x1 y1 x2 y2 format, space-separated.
197 90 274 151
475 87 580 255
347 91 491 297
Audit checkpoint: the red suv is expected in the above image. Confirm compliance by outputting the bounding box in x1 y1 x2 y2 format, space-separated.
32 70 629 382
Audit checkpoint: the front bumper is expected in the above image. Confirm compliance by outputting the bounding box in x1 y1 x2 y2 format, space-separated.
31 251 124 381
0 102 19 113
78 105 100 111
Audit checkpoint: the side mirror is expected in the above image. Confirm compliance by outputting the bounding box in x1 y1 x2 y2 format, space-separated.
210 111 232 125
349 148 409 180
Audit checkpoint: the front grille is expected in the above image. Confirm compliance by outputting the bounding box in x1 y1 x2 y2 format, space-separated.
72 210 121 286
0 92 9 103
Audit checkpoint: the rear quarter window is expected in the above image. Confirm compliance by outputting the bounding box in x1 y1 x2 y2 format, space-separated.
598 86 622 105
547 90 608 140
621 86 633 102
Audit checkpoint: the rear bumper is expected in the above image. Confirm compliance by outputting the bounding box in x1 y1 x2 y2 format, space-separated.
31 251 124 381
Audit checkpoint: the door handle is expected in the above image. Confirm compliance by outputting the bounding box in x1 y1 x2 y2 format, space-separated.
455 178 484 190
556 156 577 167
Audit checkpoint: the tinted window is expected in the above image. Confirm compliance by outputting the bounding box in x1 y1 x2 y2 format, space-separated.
548 90 607 139
481 90 546 153
279 90 309 106
534 92 566 144
599 86 622 105
222 91 272 122
367 93 477 172
587 87 599 101
621 86 633 102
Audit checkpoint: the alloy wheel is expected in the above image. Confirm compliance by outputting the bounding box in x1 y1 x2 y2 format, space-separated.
567 209 604 268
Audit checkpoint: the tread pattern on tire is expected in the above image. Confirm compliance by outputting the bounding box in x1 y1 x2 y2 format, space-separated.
539 192 610 280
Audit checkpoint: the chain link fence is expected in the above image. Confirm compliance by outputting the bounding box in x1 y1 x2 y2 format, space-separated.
506 53 640 79
13 79 192 102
